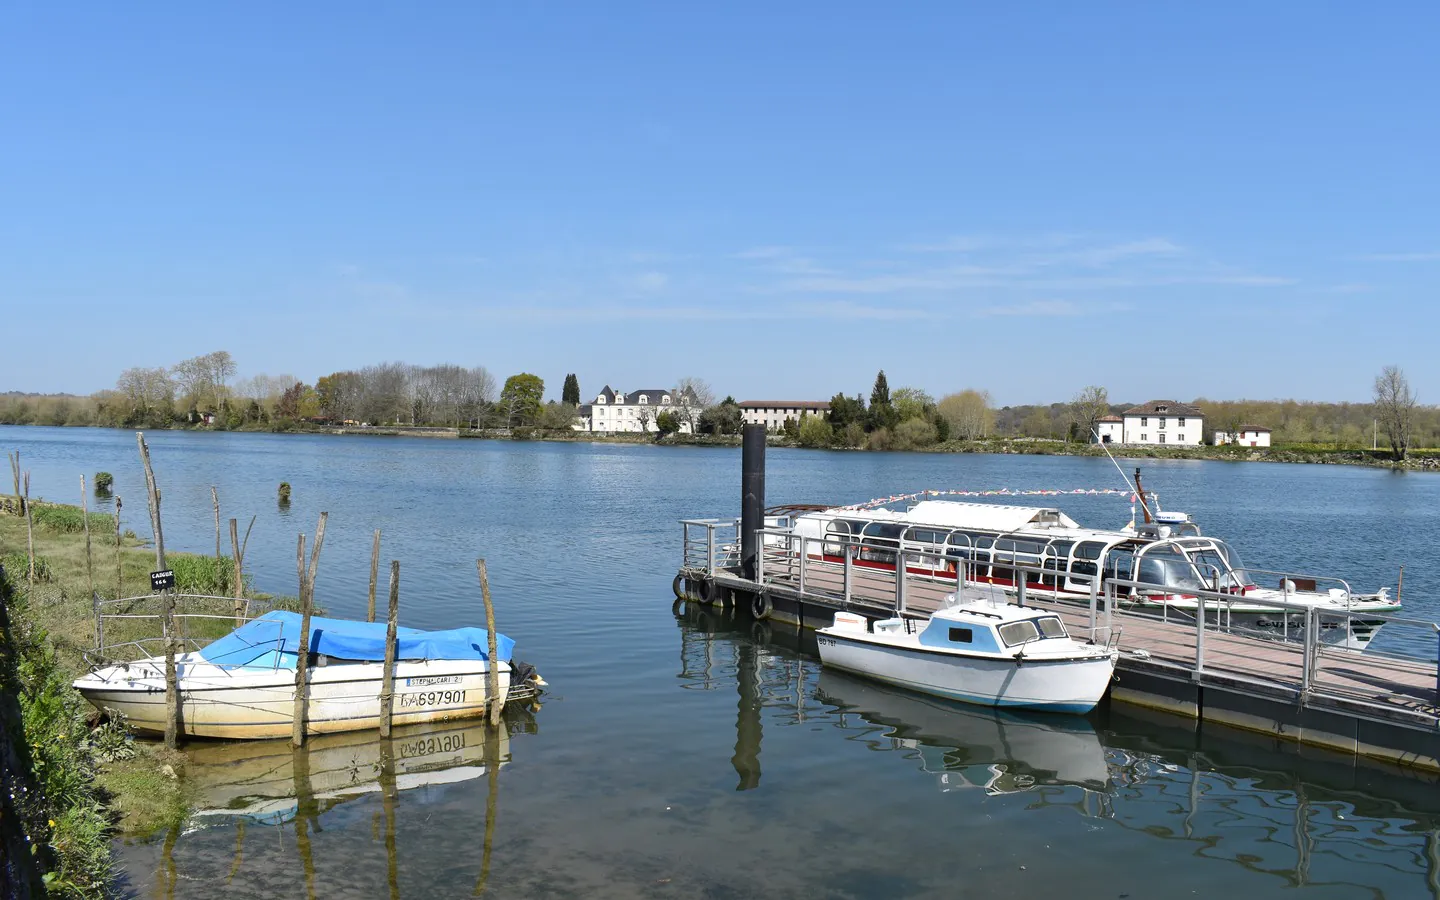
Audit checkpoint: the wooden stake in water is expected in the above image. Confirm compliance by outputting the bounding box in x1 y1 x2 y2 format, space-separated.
379 561 400 738
367 530 381 623
292 534 310 747
477 559 502 726
290 512 328 748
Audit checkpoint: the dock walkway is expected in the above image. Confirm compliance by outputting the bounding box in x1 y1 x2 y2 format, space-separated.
677 542 1440 772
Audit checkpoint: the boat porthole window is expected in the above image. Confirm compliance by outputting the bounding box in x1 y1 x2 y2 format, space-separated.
948 627 973 644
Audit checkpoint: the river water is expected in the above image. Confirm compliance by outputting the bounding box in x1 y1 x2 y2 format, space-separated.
4 426 1440 898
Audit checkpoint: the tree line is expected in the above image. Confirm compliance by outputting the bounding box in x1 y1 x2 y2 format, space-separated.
0 354 1428 459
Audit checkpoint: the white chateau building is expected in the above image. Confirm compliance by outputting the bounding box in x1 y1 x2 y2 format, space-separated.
738 400 831 429
1095 400 1204 446
1214 425 1272 447
576 386 696 433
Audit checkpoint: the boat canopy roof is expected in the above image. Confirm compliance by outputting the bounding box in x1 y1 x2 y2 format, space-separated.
882 501 1080 532
198 611 515 668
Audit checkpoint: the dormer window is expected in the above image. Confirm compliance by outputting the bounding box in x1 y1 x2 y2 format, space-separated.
640 395 648 404
614 394 624 405
1157 405 1168 413
596 396 606 404
662 395 671 404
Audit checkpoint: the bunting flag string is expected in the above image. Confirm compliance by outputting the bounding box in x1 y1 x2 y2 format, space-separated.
840 488 1136 511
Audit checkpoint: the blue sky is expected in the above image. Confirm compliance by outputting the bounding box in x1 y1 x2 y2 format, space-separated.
2 2 1437 406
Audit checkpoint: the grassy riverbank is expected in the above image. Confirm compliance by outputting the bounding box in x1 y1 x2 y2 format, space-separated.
0 500 301 897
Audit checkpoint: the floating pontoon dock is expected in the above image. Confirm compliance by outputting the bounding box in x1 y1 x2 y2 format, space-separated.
675 515 1440 772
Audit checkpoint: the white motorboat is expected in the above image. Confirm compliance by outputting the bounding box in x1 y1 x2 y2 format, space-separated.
816 588 1118 714
789 490 1399 650
73 611 539 740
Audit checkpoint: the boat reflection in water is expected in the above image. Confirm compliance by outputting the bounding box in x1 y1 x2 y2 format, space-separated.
184 715 520 827
814 669 1111 797
140 709 535 900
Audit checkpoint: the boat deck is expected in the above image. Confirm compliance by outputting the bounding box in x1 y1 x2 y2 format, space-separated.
682 557 1440 771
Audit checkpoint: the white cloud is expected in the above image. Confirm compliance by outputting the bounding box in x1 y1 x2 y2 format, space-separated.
629 272 669 292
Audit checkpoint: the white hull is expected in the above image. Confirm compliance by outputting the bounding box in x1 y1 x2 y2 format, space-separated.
76 654 511 740
817 631 1114 714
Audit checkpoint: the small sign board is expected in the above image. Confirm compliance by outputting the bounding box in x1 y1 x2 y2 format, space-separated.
150 569 176 591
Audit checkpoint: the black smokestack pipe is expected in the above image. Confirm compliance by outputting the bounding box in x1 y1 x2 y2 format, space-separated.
741 423 766 580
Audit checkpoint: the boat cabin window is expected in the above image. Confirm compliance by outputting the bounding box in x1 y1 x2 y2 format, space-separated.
1186 541 1256 589
1135 547 1205 592
1071 541 1106 578
1041 540 1073 586
947 627 973 644
1036 616 1067 639
997 616 1067 646
997 619 1039 646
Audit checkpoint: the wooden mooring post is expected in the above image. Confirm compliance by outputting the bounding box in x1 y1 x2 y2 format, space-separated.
291 512 328 748
476 559 502 726
113 496 123 599
136 432 179 749
367 530 381 623
379 561 400 738
228 515 255 625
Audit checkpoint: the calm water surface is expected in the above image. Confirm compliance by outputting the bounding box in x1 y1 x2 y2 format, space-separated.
4 426 1440 898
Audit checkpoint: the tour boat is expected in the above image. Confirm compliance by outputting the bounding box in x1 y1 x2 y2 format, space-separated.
789 494 1398 650
73 610 542 740
815 588 1119 714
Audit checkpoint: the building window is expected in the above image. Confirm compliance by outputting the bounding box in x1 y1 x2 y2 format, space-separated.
1159 434 1167 444
1178 434 1184 442
1141 434 1147 442
1141 417 1148 426
640 396 648 404
1158 419 1166 429
1178 417 1186 426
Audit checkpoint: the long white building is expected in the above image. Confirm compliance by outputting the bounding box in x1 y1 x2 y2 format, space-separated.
738 400 831 430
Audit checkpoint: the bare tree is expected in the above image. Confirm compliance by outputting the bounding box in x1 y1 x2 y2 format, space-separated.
671 377 714 433
1069 385 1111 443
636 406 653 432
1373 365 1417 461
938 390 994 440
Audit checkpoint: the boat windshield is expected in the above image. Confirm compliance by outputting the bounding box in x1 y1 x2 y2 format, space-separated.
1184 541 1256 589
997 616 1067 646
1135 548 1207 593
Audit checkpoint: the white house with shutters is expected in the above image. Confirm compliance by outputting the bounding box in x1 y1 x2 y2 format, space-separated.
1115 400 1204 446
1214 425 1272 447
575 386 696 433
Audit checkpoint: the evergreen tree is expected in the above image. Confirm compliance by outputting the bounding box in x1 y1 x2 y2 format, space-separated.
870 370 891 408
562 373 580 405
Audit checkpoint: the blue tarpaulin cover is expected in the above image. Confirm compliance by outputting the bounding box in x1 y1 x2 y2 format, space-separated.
198 610 515 668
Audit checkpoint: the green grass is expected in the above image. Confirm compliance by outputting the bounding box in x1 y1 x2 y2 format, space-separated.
30 503 117 536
